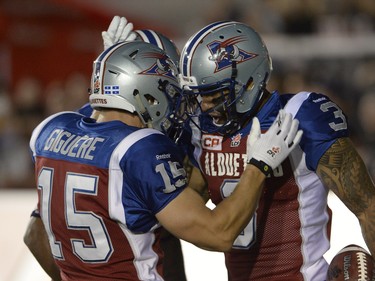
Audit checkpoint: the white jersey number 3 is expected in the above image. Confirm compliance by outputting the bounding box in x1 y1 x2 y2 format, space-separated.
320 101 347 131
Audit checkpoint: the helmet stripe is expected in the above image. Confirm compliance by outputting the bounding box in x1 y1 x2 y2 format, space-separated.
136 30 163 50
96 41 126 63
182 21 235 76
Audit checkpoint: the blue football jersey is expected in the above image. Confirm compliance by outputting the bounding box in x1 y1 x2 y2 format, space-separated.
77 102 93 117
29 111 187 280
185 91 349 280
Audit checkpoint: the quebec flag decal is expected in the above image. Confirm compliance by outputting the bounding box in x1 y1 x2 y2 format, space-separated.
104 85 120 95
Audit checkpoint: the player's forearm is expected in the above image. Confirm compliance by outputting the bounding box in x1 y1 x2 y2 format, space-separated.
353 166 375 257
188 166 209 202
356 172 375 257
24 217 62 281
166 164 265 252
209 164 265 250
359 210 375 257
317 137 375 256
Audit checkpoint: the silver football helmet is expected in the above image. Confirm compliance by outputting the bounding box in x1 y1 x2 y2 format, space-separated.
179 21 272 135
89 41 186 140
134 29 180 69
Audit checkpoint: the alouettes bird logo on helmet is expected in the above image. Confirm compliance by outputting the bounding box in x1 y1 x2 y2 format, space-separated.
140 52 178 79
207 35 258 73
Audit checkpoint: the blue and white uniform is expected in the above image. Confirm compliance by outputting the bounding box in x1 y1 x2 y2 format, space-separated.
30 112 187 281
187 91 349 281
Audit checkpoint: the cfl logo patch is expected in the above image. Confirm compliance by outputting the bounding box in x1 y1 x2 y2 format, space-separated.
230 133 242 147
104 85 120 94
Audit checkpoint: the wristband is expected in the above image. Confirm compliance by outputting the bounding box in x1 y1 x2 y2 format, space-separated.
248 158 272 176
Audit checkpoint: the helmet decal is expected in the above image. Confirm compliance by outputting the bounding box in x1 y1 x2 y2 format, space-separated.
103 85 120 95
135 29 180 68
207 36 258 73
181 21 233 76
140 52 178 79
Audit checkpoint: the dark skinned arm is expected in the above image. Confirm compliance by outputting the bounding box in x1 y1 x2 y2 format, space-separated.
316 137 375 256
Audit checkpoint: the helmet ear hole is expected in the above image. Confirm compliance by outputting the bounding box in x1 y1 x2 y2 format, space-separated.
108 70 119 75
129 50 139 59
245 78 254 91
144 94 159 105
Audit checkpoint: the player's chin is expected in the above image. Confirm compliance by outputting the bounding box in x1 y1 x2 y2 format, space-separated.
209 114 226 125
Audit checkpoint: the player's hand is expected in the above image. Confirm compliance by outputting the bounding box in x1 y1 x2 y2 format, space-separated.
102 15 137 50
246 109 302 175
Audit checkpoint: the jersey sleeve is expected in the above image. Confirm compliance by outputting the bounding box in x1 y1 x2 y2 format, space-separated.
77 103 93 117
121 133 188 233
294 92 349 171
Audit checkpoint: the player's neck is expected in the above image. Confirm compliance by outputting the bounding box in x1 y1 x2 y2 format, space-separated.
95 108 145 128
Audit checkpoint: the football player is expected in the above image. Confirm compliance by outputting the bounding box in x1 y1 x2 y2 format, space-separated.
178 21 375 280
95 19 186 280
25 17 186 281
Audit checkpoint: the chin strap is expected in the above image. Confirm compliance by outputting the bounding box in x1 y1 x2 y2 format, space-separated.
133 90 152 128
231 61 238 79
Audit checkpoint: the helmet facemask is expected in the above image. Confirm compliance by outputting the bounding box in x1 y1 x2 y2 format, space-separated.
155 79 189 142
182 62 266 136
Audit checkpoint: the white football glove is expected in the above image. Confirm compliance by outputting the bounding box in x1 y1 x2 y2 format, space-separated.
246 109 303 175
102 15 137 50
